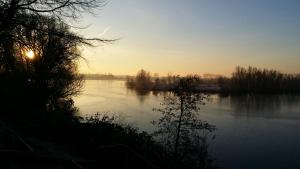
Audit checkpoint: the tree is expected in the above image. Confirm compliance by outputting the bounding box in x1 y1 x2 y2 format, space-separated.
135 69 152 90
0 0 111 121
0 0 108 72
152 76 216 169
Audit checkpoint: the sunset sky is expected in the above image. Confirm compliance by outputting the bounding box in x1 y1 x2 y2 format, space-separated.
76 0 300 76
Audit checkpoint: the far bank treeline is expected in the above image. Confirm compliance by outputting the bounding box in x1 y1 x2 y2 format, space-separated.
126 67 300 93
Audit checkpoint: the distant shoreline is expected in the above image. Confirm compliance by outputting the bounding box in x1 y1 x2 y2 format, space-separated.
124 67 300 94
84 77 127 81
82 74 129 81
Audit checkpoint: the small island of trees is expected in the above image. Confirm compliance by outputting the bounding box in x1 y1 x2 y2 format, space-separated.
126 67 300 94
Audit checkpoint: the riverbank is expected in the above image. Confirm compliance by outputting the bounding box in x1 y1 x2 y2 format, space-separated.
0 112 216 169
0 116 168 169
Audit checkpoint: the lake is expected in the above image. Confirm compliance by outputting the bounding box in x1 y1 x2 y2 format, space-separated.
74 80 300 169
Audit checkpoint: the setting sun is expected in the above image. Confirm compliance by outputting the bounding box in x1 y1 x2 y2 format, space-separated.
26 50 34 59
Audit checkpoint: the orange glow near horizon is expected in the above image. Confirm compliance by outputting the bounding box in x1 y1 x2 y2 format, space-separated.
77 1 300 77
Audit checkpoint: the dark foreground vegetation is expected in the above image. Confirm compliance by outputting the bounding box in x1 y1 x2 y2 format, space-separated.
0 0 216 168
126 67 300 94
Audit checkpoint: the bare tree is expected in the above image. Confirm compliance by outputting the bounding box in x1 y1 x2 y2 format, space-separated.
152 76 216 169
0 0 104 21
0 0 111 71
0 0 112 119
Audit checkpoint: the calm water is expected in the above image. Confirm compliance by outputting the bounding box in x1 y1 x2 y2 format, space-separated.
74 80 300 169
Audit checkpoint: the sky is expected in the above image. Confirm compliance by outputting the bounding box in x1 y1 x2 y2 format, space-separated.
75 0 300 76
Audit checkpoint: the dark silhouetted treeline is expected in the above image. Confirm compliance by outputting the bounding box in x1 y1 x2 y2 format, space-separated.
83 73 114 80
126 69 220 93
218 66 300 93
127 68 300 94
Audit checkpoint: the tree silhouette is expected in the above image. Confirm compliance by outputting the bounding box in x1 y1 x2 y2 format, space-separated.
218 66 300 93
152 76 216 169
0 0 109 72
0 0 111 121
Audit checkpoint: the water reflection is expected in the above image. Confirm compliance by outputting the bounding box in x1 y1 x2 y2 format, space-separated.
126 86 300 120
222 94 300 118
126 89 165 103
126 89 149 103
135 90 151 103
75 80 300 169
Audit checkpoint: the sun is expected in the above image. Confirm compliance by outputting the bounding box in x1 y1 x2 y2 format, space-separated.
26 50 35 59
